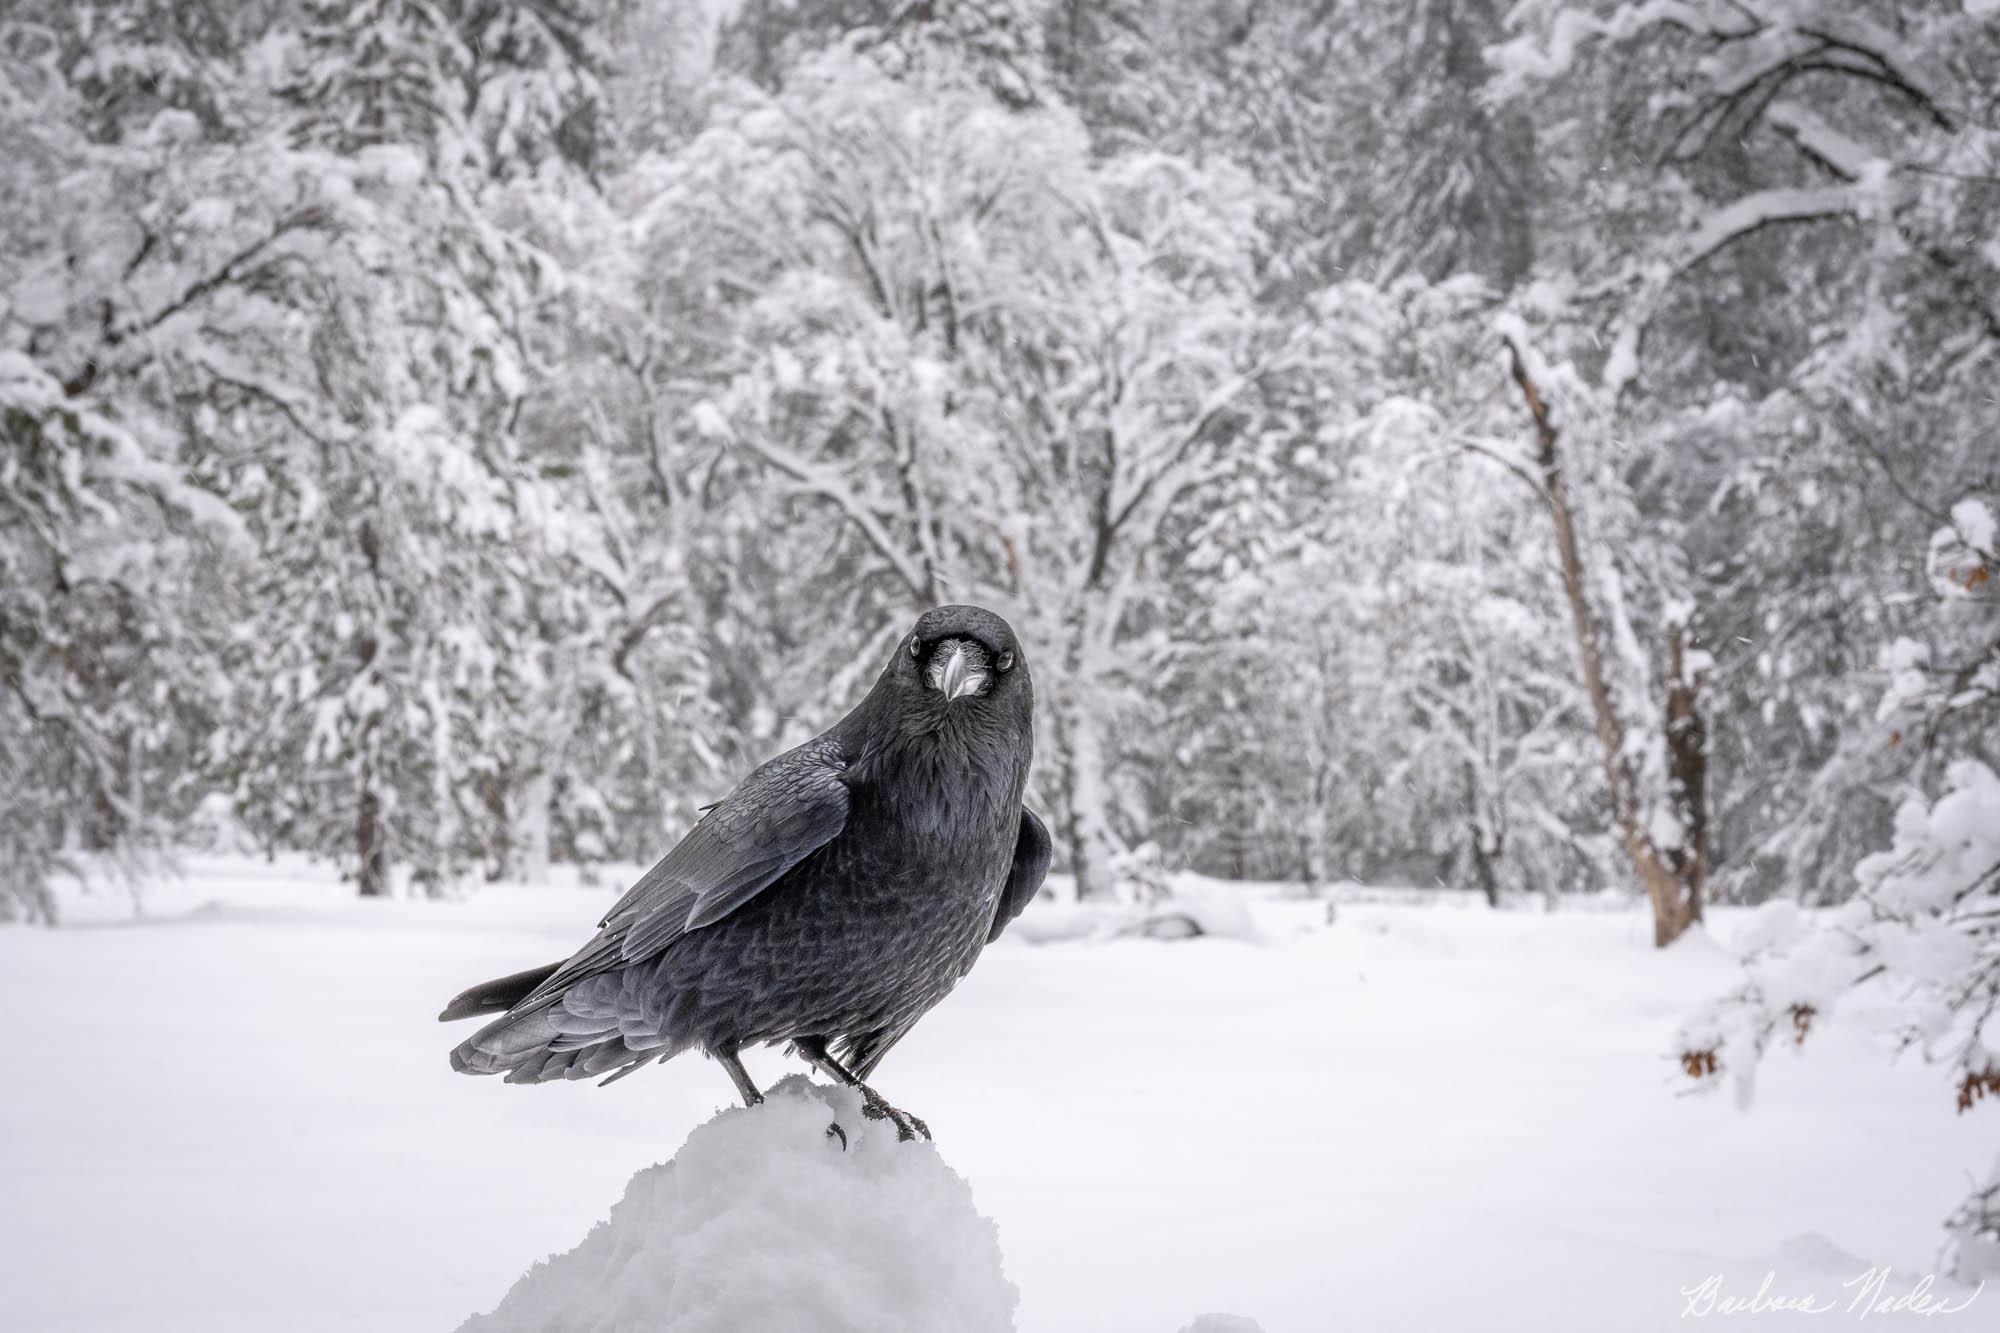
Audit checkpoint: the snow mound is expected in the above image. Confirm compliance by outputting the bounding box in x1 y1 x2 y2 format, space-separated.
458 1076 1016 1333
1005 886 1265 946
1179 1316 1266 1333
1123 888 1261 942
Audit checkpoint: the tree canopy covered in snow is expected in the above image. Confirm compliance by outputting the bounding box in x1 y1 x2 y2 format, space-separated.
1 0 1993 945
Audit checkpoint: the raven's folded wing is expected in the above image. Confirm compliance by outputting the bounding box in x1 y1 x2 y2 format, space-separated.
515 736 851 1009
987 806 1051 943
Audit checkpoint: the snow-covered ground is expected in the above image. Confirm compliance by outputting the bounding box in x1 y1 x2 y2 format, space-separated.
0 858 1987 1333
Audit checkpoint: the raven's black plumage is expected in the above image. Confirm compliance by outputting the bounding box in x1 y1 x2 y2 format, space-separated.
442 606 1046 1131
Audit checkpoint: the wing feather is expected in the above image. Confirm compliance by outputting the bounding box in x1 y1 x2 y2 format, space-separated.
517 736 851 1009
987 806 1052 943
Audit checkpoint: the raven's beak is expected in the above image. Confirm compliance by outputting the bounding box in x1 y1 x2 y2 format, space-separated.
937 644 985 701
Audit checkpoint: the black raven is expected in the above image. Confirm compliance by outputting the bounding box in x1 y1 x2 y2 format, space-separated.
441 605 1050 1140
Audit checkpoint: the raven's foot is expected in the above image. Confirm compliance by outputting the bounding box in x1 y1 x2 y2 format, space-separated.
787 1036 931 1142
825 1120 848 1150
858 1085 931 1142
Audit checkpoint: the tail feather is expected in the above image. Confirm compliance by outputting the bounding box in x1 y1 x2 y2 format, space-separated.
438 961 563 1022
444 960 687 1086
449 1003 569 1075
450 997 680 1085
495 1031 655 1084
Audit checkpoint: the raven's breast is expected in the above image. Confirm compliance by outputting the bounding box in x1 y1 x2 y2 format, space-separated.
643 763 1021 1053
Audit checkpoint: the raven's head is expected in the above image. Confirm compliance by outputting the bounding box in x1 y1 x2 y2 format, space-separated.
897 605 1030 713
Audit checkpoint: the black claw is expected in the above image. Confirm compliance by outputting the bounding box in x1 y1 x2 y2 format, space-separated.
825 1120 848 1150
855 1087 930 1142
791 1040 932 1144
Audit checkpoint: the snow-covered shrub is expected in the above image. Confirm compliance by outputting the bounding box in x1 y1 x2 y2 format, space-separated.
1946 1156 2000 1286
1118 886 1261 943
1679 498 1998 1278
1084 846 1259 941
1681 760 2000 1103
1113 842 1174 904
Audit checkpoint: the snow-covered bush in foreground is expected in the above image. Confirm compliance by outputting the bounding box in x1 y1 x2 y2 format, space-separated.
1944 1155 2000 1286
458 1077 1015 1333
1681 761 2000 1106
1680 499 1999 1280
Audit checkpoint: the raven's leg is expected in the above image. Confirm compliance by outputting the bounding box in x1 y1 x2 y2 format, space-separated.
715 1047 763 1108
791 1035 932 1142
722 1043 849 1147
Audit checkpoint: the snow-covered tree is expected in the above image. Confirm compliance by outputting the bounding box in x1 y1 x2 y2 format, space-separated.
1476 0 1998 928
1 9 267 918
5 0 1994 933
633 44 1282 897
1163 277 1600 897
1043 0 1535 295
1680 497 1998 1279
180 0 600 895
451 0 611 179
720 0 1052 108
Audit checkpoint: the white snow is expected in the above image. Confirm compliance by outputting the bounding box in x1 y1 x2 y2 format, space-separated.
460 1077 1014 1333
1767 103 1882 183
1951 497 1996 555
179 197 237 231
9 268 69 326
1681 187 1869 270
1485 3 1711 99
1876 636 1934 718
1646 802 1685 853
356 144 428 189
0 858 1989 1333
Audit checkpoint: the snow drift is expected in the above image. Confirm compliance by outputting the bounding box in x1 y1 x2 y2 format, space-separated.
458 1076 1016 1333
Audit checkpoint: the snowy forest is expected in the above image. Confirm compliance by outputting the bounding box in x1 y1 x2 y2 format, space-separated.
9 0 1998 923
6 1 2000 1325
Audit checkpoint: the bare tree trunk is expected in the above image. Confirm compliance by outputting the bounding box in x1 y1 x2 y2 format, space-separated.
1502 333 1704 946
1058 699 1122 901
356 702 390 898
493 769 552 884
356 778 389 897
353 523 392 899
482 770 508 881
1466 768 1504 908
1662 617 1709 929
83 731 133 852
1469 826 1502 907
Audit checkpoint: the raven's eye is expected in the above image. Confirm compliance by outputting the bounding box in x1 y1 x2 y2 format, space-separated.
909 637 921 659
995 651 1014 673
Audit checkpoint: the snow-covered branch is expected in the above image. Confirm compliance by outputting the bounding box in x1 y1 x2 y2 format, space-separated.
721 424 936 606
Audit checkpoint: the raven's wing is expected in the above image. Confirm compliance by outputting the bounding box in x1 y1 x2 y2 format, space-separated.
987 806 1052 944
516 736 851 1009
